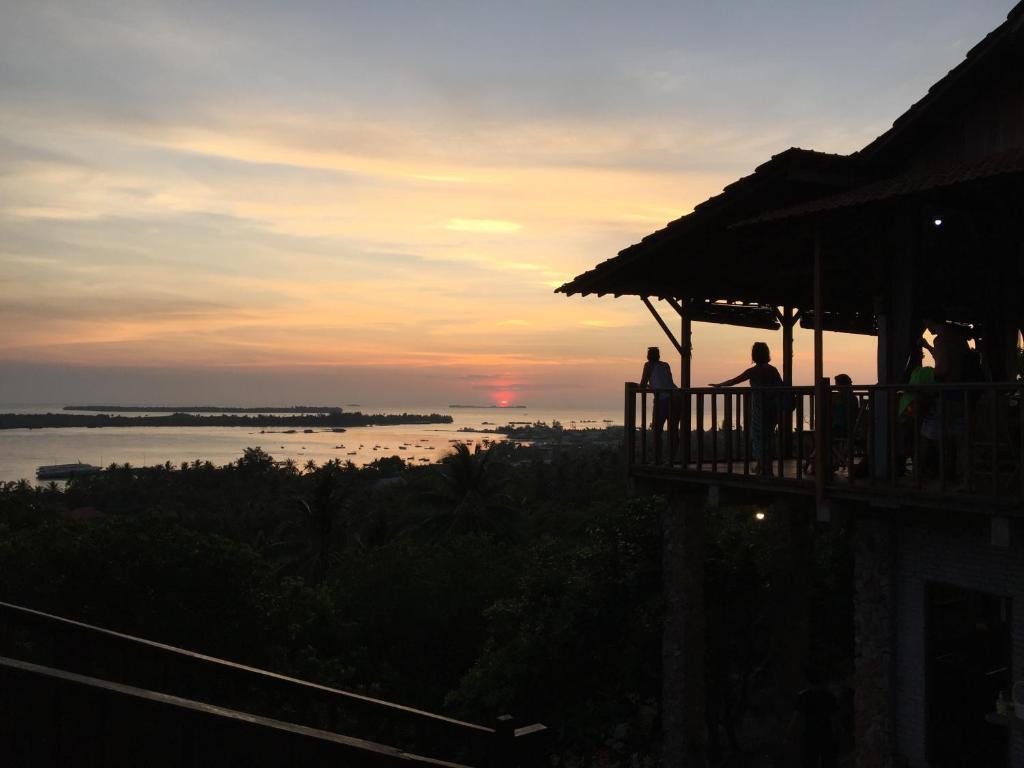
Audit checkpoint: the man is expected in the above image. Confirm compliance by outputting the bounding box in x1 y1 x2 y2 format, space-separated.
921 317 969 382
640 346 678 463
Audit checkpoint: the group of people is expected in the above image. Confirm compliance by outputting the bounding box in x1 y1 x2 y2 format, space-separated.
640 342 792 474
899 317 981 480
641 313 989 481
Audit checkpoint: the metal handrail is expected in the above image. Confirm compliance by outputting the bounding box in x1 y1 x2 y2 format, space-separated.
0 655 475 767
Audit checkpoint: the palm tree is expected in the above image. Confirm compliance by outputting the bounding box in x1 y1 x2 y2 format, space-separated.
267 465 350 584
414 443 519 539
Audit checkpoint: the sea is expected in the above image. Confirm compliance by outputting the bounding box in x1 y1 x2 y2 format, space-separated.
0 404 621 484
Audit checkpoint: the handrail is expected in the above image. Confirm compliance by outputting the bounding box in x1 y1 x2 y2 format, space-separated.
0 600 547 765
0 655 473 767
624 381 1024 507
630 382 1021 391
630 385 818 395
0 600 489 734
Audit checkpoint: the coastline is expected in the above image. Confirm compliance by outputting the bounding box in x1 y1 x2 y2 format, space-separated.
0 412 453 430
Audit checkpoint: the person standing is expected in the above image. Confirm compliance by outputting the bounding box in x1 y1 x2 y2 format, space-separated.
711 342 783 475
640 346 678 463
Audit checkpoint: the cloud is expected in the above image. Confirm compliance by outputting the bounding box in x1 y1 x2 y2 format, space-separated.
444 218 523 234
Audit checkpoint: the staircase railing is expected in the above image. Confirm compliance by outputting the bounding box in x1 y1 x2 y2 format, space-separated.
0 600 547 767
0 655 473 767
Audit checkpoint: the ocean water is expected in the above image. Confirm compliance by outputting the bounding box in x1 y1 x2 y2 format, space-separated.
0 404 620 484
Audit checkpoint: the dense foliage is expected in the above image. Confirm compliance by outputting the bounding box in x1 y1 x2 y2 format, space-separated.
0 440 852 765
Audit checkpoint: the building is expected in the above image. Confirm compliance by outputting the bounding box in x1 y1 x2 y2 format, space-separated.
558 4 1024 766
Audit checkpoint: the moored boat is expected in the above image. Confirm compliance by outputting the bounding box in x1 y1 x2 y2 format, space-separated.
36 462 102 480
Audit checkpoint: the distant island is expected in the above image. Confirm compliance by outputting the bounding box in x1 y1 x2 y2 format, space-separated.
64 405 344 414
1 412 452 430
447 404 527 408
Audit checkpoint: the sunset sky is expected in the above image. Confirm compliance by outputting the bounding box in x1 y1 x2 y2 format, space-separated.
0 1 1011 408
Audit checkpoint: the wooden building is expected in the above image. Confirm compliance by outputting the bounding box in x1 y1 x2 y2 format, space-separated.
559 4 1024 766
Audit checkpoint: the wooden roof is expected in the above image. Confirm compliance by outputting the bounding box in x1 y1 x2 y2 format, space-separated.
739 147 1024 226
557 1 1024 322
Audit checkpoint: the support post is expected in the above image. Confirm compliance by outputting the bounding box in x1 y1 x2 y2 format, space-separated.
680 305 692 389
780 306 796 460
813 228 824 386
781 306 795 386
661 491 708 767
813 228 829 503
681 302 692 466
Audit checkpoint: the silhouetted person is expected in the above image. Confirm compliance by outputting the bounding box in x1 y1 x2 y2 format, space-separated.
788 667 839 768
640 346 678 463
921 318 975 480
831 374 856 438
921 317 970 383
711 342 782 475
805 374 861 475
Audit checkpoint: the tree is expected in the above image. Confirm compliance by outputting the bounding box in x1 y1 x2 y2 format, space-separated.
267 465 350 584
413 443 519 539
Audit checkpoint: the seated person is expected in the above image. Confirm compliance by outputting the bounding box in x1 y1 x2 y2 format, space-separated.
805 374 863 474
831 374 859 438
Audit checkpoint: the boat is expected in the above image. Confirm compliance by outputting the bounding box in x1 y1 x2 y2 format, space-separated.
36 462 102 481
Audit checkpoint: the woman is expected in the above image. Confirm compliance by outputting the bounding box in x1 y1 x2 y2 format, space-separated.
711 342 783 475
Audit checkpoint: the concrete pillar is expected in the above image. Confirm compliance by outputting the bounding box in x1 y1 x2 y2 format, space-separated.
854 515 896 768
661 491 708 767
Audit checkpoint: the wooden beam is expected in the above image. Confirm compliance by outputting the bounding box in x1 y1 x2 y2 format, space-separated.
813 226 828 504
666 298 780 330
641 296 683 356
782 306 795 386
800 311 876 335
681 310 692 389
661 297 692 387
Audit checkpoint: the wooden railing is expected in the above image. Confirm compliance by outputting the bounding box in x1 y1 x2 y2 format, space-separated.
0 601 547 767
625 382 1024 508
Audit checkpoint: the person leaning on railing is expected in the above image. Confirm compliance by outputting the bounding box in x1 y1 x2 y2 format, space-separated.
640 346 679 464
710 342 782 477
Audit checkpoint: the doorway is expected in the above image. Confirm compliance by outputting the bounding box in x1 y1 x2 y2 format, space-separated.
926 583 1011 767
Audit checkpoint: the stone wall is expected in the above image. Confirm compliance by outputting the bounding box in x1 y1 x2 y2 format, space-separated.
892 511 1024 767
854 513 897 768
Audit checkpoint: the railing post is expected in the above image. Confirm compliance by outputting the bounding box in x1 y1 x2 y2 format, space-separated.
513 723 549 768
696 393 705 471
625 382 637 477
681 389 692 468
991 384 999 497
1019 384 1023 503
491 714 516 768
871 385 891 482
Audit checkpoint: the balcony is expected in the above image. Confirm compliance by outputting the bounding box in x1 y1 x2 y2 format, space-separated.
625 382 1024 513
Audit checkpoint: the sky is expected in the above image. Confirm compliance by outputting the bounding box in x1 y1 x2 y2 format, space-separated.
0 0 1014 408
